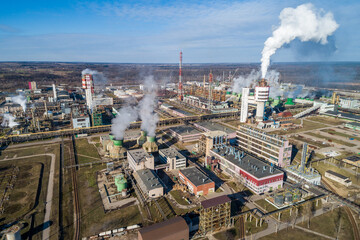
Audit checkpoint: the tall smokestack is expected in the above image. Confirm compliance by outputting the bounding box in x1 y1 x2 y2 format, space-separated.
255 78 269 122
178 51 184 101
208 72 213 110
52 84 57 102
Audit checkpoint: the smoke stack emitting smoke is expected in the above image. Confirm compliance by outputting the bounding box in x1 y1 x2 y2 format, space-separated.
111 76 159 139
139 76 159 137
261 3 339 78
11 95 26 112
1 114 19 128
81 68 107 88
111 106 138 140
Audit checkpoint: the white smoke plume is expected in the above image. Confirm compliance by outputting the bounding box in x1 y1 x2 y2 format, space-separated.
232 70 260 94
139 76 159 137
111 106 138 140
1 114 19 128
11 94 27 112
261 3 339 78
82 68 107 88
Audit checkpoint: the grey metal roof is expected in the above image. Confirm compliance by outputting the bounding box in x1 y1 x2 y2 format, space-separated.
195 121 234 134
128 148 152 164
179 167 213 187
136 169 163 191
159 147 186 159
326 170 349 180
211 146 283 179
344 155 360 162
169 125 203 136
324 110 360 121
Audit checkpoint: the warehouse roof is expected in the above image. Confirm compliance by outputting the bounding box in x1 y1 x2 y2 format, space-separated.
211 146 283 179
325 170 349 180
324 111 360 121
159 147 186 159
201 195 231 209
194 121 235 134
179 167 213 187
169 125 202 136
135 169 163 191
344 155 360 162
138 216 189 240
128 149 152 164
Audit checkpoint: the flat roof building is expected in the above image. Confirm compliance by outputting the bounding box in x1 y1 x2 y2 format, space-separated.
194 121 236 140
236 125 292 167
127 149 155 171
133 169 164 199
325 170 352 187
179 167 215 196
169 125 203 143
208 145 284 194
138 216 189 240
343 155 360 166
159 147 186 170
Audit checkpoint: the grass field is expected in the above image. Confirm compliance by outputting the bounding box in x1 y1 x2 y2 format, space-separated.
170 190 189 205
259 227 328 240
271 120 327 135
74 138 101 164
213 217 268 240
307 116 345 126
306 132 356 147
313 161 360 186
254 199 277 213
321 129 360 141
0 143 60 240
297 207 353 239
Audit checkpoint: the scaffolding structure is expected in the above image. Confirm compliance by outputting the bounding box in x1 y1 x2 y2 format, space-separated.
199 195 231 234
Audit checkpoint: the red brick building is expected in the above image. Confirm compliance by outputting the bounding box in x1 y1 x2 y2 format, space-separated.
179 167 215 196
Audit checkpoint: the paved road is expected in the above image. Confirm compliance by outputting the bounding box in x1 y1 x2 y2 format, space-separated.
0 153 56 240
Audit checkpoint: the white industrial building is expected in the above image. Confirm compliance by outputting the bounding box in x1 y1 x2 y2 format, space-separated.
133 169 164 199
127 149 155 171
325 170 352 187
159 147 187 170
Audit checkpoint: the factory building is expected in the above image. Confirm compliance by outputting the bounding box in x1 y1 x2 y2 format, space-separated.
160 103 193 117
343 155 360 166
198 131 228 156
169 125 203 142
236 125 292 167
133 169 164 199
339 98 359 110
285 143 321 185
325 170 352 187
127 148 155 171
159 147 187 170
0 103 23 114
138 216 189 240
199 195 231 234
193 121 236 141
208 145 284 194
179 167 215 196
71 108 91 129
92 97 113 107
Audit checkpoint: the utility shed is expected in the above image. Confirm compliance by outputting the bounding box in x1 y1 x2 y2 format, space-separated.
199 195 231 234
138 216 189 240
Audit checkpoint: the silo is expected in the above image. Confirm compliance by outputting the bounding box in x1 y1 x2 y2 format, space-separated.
114 174 127 192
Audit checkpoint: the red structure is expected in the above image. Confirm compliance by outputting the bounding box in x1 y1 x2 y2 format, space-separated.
178 51 184 101
82 74 94 93
179 167 215 196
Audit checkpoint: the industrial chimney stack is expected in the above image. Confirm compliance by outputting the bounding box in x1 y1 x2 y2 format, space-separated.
178 51 184 101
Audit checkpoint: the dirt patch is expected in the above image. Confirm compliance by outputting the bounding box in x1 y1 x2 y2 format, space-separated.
15 179 31 188
19 164 33 172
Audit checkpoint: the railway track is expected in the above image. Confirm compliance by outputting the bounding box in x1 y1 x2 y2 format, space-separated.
238 216 245 240
322 179 360 240
70 136 81 240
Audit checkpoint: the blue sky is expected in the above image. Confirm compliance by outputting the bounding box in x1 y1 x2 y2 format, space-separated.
0 0 359 63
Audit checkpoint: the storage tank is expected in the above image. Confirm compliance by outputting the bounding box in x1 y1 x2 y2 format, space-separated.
285 98 295 105
114 174 127 192
274 193 284 206
284 192 293 203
